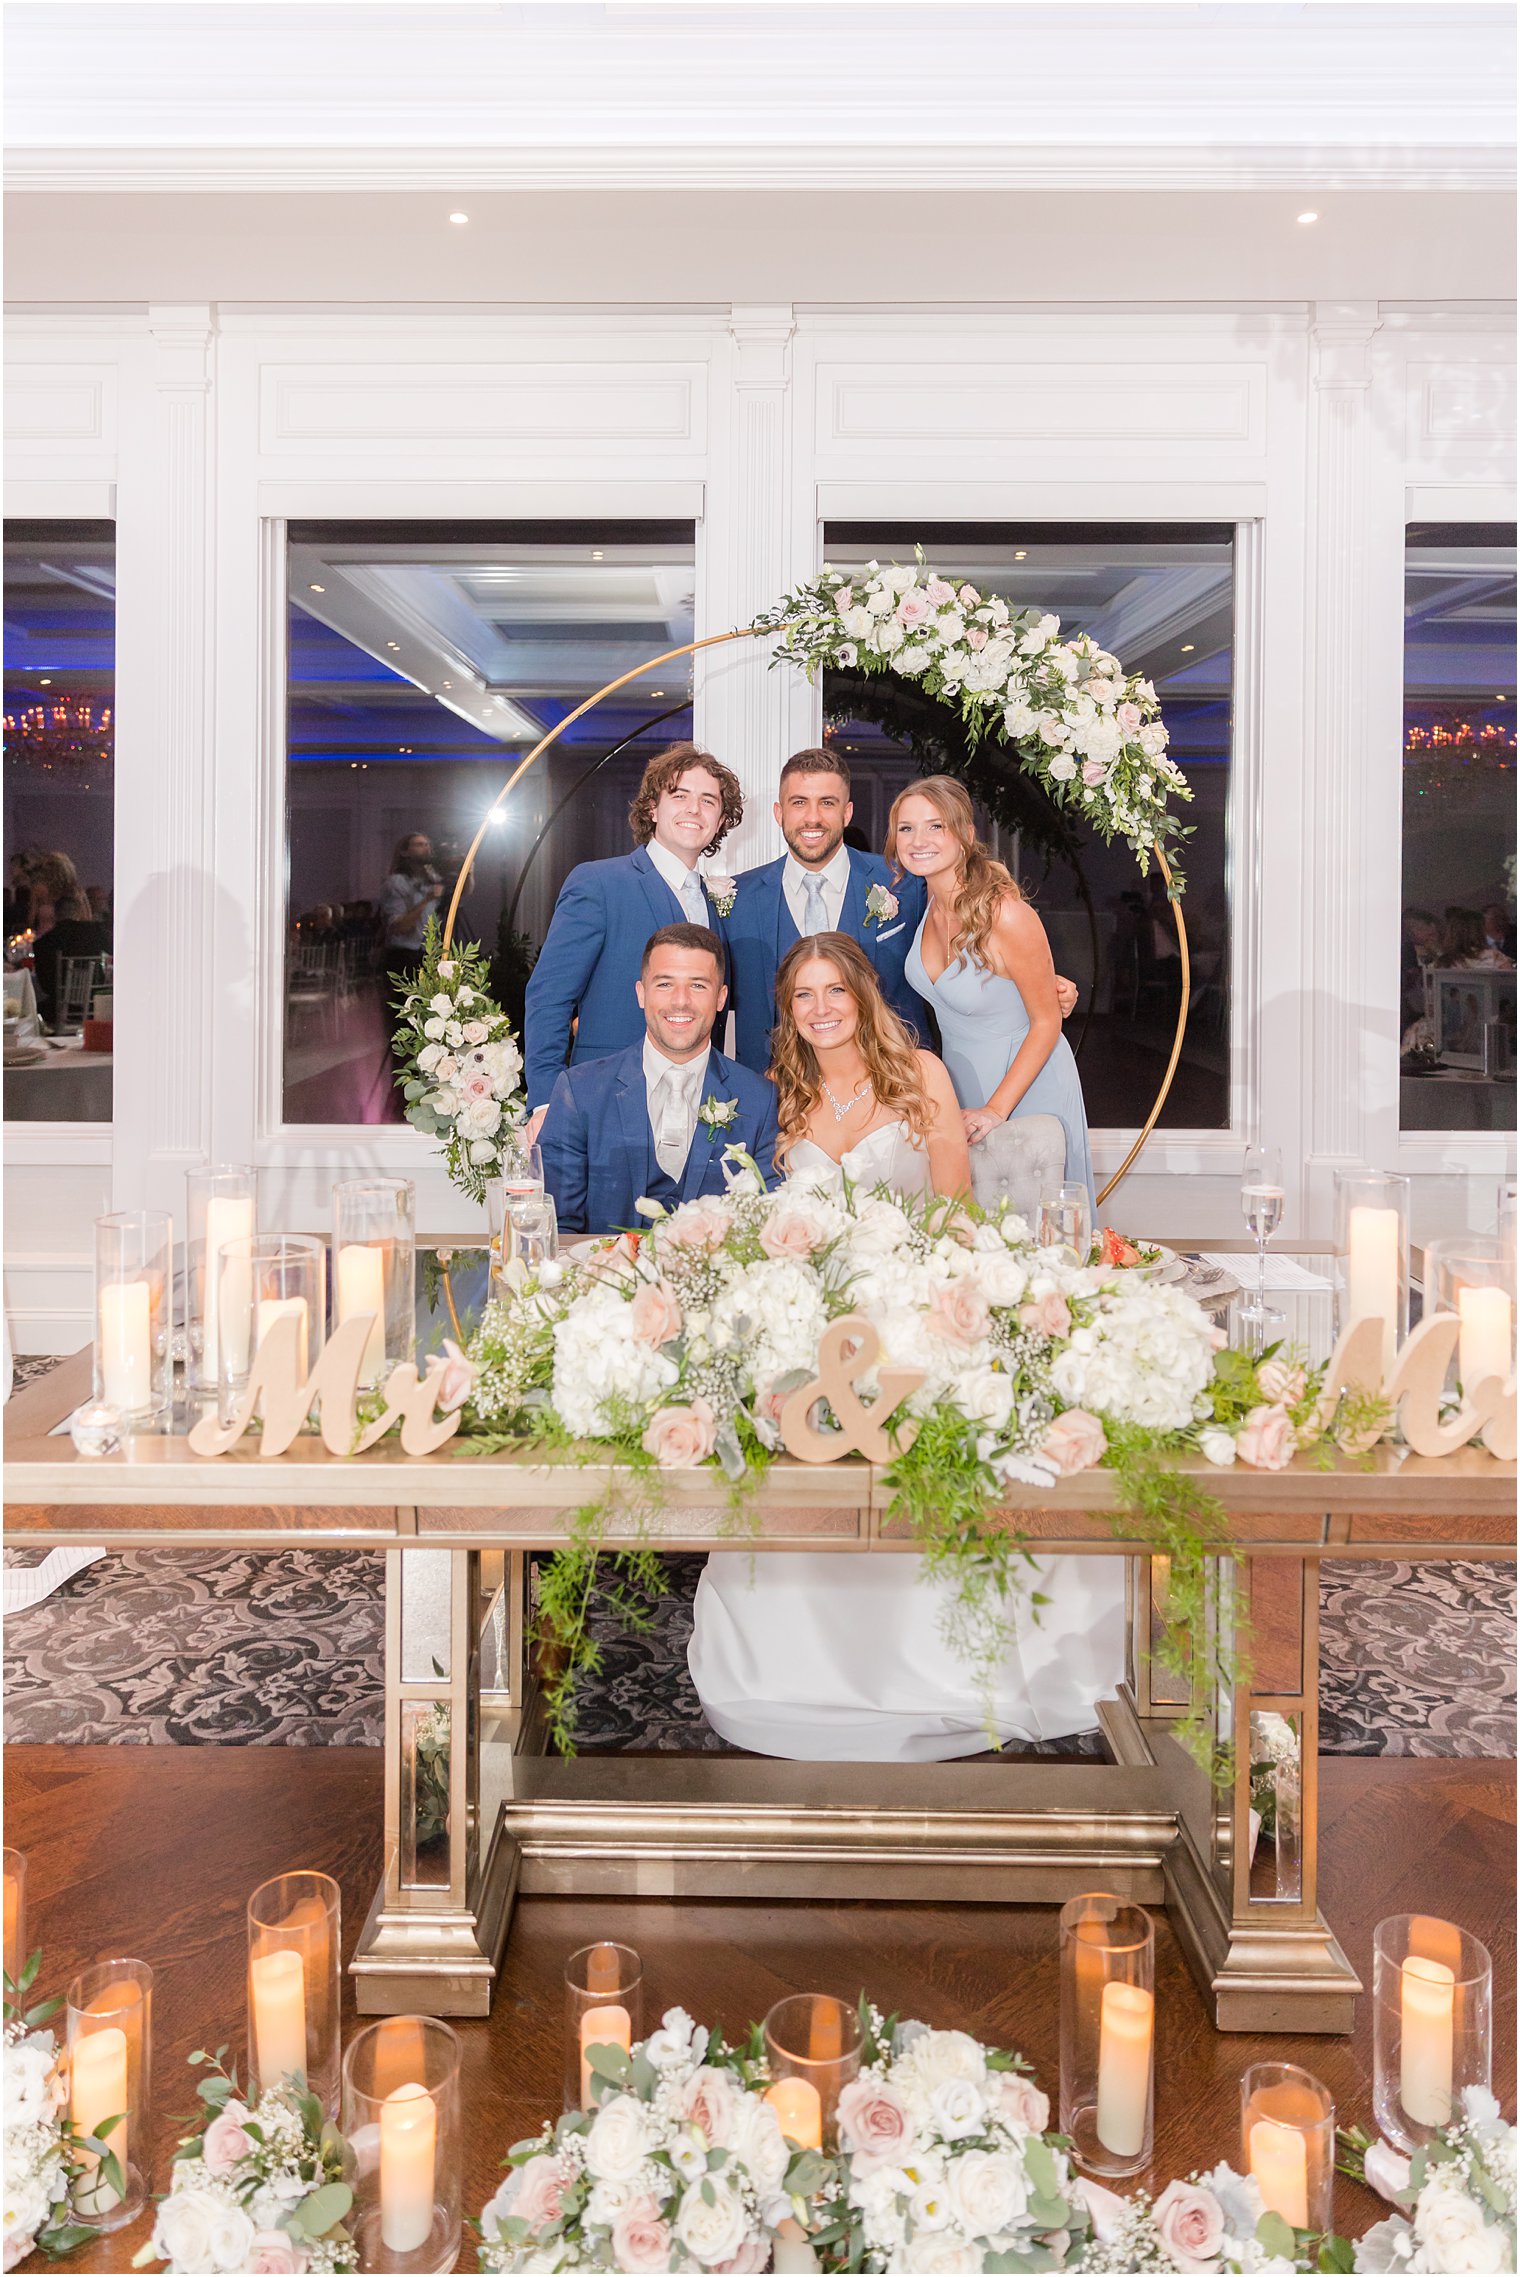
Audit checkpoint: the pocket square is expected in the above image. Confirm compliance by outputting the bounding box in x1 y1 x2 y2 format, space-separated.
875 922 905 942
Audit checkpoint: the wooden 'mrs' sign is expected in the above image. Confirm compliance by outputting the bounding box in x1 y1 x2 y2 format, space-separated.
187 1313 463 1459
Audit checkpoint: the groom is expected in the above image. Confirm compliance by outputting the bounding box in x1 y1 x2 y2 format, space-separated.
539 924 779 1236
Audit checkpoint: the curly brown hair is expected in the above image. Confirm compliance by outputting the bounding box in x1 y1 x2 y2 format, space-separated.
886 774 1021 969
627 741 744 857
770 932 932 1162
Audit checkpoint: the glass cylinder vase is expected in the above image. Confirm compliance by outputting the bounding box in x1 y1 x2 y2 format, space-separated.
332 1178 416 1389
94 1211 172 1426
218 1235 326 1420
1059 1893 1155 2178
1423 1238 1515 1395
3 1847 25 1990
762 1993 864 2152
186 1165 257 1393
1242 2062 1334 2233
67 1958 152 2232
1374 1916 1492 2152
1333 1170 1410 1378
247 1870 341 2117
564 1942 642 2114
342 2016 462 2274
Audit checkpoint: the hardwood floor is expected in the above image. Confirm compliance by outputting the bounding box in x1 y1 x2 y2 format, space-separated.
6 1747 1513 2272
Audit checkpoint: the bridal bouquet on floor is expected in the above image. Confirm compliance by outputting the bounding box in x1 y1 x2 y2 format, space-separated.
478 2007 801 2274
3 1958 78 2270
1345 2089 1517 2274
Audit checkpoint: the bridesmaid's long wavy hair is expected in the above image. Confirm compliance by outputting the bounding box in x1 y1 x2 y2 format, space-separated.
886 774 1021 970
770 933 932 1163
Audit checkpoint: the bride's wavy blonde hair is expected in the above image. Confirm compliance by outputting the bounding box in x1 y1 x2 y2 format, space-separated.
770 933 932 1162
887 774 1021 969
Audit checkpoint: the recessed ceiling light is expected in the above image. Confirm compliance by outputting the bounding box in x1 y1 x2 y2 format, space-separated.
1180 644 1195 653
591 549 603 561
1014 550 1027 561
38 677 50 686
1297 211 1318 225
651 689 665 697
309 582 325 593
387 641 400 651
448 211 469 226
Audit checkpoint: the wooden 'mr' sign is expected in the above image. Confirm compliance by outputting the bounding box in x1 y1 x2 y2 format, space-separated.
187 1314 463 1459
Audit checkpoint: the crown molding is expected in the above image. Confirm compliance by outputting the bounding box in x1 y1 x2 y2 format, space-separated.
6 142 1514 195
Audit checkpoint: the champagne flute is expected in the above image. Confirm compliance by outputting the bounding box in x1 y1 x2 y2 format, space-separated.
1039 1182 1092 1261
508 1193 559 1276
1240 1145 1285 1328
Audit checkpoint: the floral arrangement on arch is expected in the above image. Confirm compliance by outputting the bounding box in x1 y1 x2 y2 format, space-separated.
477 2005 802 2274
393 920 525 1205
1344 2088 1516 2275
752 556 1191 883
136 2051 357 2275
461 1165 1397 1753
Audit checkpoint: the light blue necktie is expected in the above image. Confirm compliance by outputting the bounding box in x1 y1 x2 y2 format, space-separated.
680 871 706 924
801 873 827 936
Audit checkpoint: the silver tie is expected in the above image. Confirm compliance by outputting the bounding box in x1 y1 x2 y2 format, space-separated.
681 872 706 925
801 872 828 936
654 1067 691 1177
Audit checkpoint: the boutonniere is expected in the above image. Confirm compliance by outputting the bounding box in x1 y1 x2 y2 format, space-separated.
864 883 900 928
699 1094 740 1136
703 873 737 918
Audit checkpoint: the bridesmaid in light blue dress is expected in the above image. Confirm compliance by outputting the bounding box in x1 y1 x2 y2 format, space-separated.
893 775 1096 1213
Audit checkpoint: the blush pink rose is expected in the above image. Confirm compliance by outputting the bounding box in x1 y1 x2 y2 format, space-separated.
513 2153 571 2232
202 2102 256 2175
759 1201 832 1260
461 1019 490 1045
630 1280 684 1346
924 577 956 607
460 1070 494 1102
1081 759 1110 787
836 2076 916 2173
1116 701 1143 734
1020 1289 1072 1338
1152 2180 1226 2272
1235 1402 1296 1471
1041 1408 1108 1475
897 589 932 628
1256 1357 1307 1406
611 2195 675 2274
833 585 854 616
429 1337 475 1413
958 582 982 608
679 2064 741 2144
713 2242 769 2274
248 2237 308 2276
642 1399 717 1468
927 1280 992 1347
661 1199 730 1253
993 2072 1050 2131
967 625 989 651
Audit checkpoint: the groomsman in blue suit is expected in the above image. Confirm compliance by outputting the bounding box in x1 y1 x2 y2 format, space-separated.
524 741 744 1138
722 748 929 1073
539 923 779 1236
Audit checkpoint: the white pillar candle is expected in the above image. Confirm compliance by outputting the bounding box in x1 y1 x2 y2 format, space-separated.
99 1281 151 1412
379 2081 436 2254
1458 1286 1513 1389
71 2025 128 2208
1249 2116 1309 2228
256 1295 309 1380
1347 1205 1401 1375
1095 1980 1152 2158
578 2002 631 2109
250 1948 307 2089
335 1243 387 1381
765 2076 823 2150
1401 1956 1455 2128
204 1195 254 1377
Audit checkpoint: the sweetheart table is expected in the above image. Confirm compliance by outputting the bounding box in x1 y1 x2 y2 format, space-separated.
6 1269 1512 2045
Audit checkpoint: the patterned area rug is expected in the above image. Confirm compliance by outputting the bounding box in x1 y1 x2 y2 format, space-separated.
2 1544 1513 1757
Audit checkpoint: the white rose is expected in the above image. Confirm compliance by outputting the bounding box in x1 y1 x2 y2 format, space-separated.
950 1366 1014 1435
929 2078 986 2141
672 2174 748 2267
866 585 897 616
584 2093 654 2184
903 2233 983 2273
947 2146 1029 2238
155 2184 255 2274
898 2029 988 2101
895 644 932 676
875 617 906 652
1413 2181 1509 2273
725 2095 790 2200
421 1016 446 1042
1048 755 1078 783
428 992 453 1016
3 2170 50 2259
842 606 875 641
3 2042 58 2130
415 1043 443 1071
1139 722 1169 756
1199 1427 1238 1466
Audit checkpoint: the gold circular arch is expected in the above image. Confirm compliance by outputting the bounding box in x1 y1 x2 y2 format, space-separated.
440 625 1188 1207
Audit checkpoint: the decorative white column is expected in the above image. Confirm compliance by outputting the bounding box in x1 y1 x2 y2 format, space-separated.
111 305 218 1217
1301 300 1389 1231
698 304 802 872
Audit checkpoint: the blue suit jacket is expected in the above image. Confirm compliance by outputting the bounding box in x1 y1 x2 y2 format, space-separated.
540 1043 780 1236
524 848 725 1108
721 849 929 1074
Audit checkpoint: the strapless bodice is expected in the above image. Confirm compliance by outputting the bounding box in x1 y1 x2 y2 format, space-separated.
787 1118 933 1200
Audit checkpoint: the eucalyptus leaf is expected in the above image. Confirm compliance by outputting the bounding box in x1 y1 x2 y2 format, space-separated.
295 2181 353 2237
1256 2210 1298 2257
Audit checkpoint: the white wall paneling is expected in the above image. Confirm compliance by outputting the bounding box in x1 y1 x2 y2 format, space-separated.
5 298 1515 1344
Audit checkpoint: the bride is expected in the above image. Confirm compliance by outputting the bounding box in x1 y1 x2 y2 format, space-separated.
687 932 1125 1763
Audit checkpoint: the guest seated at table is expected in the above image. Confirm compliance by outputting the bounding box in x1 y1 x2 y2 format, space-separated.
29 853 110 1031
539 923 778 1236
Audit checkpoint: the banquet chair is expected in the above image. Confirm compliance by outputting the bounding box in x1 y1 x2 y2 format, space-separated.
55 954 102 1034
966 1112 1067 1225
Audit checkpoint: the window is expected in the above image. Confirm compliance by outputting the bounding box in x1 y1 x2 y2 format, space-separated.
1399 526 1516 1133
282 523 695 1124
821 524 1235 1130
3 522 116 1124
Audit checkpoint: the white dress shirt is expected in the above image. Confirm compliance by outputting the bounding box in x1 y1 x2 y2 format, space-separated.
646 838 708 923
782 844 851 937
643 1038 709 1177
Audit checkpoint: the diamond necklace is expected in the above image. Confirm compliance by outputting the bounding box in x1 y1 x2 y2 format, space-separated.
821 1077 872 1123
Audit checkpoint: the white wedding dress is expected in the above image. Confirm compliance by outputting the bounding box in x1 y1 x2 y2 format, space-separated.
686 1120 1126 1761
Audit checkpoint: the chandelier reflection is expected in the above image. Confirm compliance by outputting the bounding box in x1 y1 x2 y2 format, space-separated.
3 696 115 778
